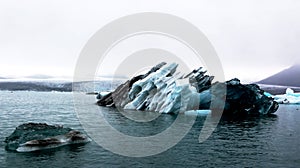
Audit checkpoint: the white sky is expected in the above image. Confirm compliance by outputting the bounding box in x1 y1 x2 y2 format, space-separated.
0 0 300 82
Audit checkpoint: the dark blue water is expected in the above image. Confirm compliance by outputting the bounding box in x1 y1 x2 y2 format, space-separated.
0 91 300 167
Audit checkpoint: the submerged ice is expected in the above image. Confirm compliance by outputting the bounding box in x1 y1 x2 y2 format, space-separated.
5 123 90 152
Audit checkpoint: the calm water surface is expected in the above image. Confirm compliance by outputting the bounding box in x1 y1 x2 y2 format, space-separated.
0 91 299 167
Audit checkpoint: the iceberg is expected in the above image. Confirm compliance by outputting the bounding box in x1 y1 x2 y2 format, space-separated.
268 88 300 104
4 123 90 152
97 62 278 116
184 110 211 116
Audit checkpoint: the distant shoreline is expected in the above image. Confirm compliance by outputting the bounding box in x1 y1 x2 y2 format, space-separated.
0 81 72 92
0 80 122 93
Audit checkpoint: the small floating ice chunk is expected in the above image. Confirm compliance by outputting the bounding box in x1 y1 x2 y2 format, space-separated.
273 88 300 104
286 88 294 94
184 110 211 116
264 92 273 97
96 91 111 99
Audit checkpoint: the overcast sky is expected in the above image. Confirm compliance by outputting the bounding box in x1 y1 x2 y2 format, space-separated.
0 0 299 82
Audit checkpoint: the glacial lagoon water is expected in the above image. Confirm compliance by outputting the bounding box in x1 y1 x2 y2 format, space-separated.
0 91 300 167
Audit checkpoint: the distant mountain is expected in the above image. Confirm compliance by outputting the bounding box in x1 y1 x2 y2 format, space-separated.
0 76 6 79
257 64 300 87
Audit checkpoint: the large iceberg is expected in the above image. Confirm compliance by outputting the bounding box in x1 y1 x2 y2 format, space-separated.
97 62 279 116
4 123 90 152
